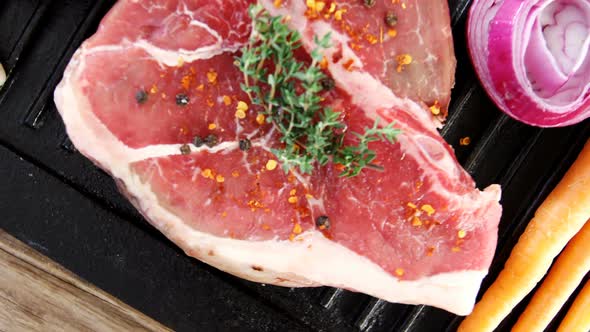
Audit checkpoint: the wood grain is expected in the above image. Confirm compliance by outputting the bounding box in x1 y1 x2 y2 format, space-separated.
0 230 170 331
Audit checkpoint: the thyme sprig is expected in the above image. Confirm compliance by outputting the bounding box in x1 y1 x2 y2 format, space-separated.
236 5 400 177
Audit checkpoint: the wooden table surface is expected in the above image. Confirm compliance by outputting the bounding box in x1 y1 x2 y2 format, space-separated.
0 230 170 331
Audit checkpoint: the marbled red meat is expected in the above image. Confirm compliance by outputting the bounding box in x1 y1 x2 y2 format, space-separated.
54 0 501 315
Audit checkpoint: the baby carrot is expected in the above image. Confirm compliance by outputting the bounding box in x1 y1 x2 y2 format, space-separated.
513 221 590 332
459 140 590 332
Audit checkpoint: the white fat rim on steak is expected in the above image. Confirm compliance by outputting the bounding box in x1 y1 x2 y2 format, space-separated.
53 4 498 315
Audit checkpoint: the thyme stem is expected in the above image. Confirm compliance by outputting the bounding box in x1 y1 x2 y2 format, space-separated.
236 5 401 177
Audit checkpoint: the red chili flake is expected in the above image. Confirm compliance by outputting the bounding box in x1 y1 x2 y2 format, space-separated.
342 58 355 71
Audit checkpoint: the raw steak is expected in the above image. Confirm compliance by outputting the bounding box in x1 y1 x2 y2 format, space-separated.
54 0 502 315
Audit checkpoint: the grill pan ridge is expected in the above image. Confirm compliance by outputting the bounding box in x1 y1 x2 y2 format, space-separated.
0 1 588 331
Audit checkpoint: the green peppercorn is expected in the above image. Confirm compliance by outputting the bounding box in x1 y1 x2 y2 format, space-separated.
179 144 191 155
204 134 218 147
193 136 204 147
239 138 252 151
315 215 330 230
320 78 335 91
176 93 190 106
363 0 376 8
385 12 398 27
135 90 148 104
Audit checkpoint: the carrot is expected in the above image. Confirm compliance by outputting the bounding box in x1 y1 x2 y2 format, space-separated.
557 279 590 332
512 220 590 332
458 140 590 332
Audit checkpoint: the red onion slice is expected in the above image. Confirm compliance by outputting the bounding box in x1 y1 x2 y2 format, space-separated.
468 0 590 127
0 63 5 88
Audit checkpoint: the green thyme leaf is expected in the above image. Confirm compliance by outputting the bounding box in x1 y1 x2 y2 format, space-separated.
236 5 401 177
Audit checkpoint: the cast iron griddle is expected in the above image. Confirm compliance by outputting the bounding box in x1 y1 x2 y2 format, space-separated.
0 1 588 331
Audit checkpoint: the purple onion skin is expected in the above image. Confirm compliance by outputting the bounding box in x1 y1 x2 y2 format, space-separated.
468 0 590 127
